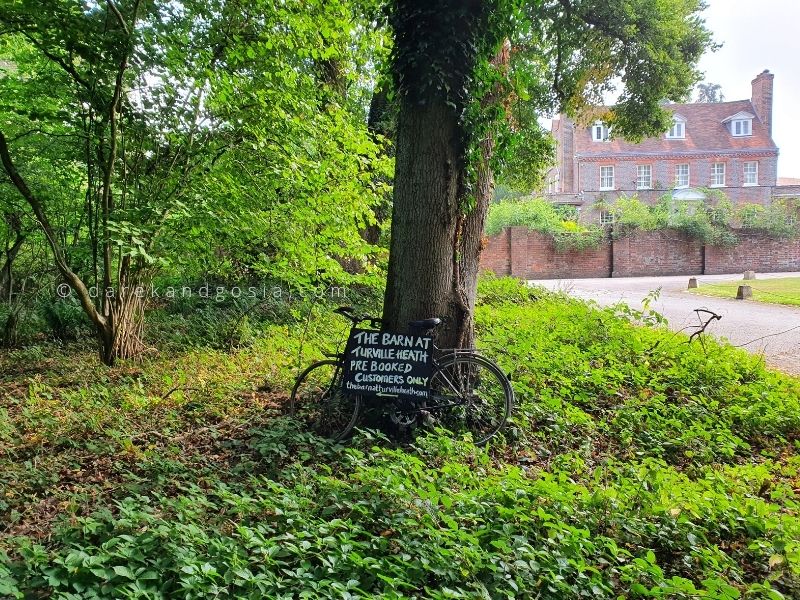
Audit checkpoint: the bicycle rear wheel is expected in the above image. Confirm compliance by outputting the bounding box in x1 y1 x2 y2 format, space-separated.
289 360 360 441
427 353 512 445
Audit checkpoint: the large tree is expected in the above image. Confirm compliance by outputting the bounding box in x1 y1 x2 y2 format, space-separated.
382 0 713 347
697 82 724 103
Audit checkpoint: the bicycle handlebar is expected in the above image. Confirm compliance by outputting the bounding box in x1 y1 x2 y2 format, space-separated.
334 306 383 329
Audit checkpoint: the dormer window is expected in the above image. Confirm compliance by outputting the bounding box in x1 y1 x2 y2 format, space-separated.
666 115 686 139
732 119 752 136
592 121 610 142
723 111 755 137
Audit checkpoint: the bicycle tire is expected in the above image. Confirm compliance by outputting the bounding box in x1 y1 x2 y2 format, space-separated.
289 359 361 441
427 353 513 445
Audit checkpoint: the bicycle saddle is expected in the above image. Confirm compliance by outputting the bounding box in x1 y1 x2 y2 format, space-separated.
407 318 442 330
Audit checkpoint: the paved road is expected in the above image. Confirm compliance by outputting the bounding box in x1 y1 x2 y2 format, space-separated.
531 272 800 375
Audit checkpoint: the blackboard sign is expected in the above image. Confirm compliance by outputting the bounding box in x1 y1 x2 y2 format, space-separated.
341 329 433 398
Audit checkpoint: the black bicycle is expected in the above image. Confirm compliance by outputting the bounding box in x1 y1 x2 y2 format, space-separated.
289 306 513 445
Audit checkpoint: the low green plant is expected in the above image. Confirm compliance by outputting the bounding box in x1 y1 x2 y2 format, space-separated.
2 278 800 597
485 197 604 250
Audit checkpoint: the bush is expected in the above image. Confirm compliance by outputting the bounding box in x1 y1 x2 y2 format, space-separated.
476 271 543 306
40 296 91 341
598 193 797 245
485 197 604 250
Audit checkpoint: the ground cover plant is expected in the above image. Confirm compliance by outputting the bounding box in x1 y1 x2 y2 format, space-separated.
1 278 799 598
688 276 800 307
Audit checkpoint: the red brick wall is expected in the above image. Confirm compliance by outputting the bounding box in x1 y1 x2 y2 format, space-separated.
479 227 800 279
483 227 611 278
612 230 703 277
480 228 511 275
511 229 611 279
705 232 800 274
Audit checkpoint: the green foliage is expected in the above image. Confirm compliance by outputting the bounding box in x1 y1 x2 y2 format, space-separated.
738 200 798 237
2 284 800 597
598 195 797 245
476 271 543 306
514 0 713 142
0 0 391 354
485 197 605 250
40 297 91 342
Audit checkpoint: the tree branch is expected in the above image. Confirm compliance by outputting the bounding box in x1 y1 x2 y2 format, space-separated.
105 0 130 36
0 131 105 328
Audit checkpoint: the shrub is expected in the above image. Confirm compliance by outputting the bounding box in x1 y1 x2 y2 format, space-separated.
40 296 91 341
485 197 604 250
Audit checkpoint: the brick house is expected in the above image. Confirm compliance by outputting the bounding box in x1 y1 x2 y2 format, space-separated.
546 70 784 220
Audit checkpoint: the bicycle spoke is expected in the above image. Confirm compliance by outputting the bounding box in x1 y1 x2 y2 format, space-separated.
290 360 360 441
427 355 511 444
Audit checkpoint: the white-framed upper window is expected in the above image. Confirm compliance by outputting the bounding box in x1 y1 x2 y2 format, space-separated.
636 165 652 189
666 119 686 139
600 210 615 225
743 161 758 186
711 162 726 187
600 165 614 190
675 163 689 188
592 121 611 142
732 119 752 137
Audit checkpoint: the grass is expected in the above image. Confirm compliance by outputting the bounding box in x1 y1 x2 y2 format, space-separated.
688 276 800 307
1 279 799 598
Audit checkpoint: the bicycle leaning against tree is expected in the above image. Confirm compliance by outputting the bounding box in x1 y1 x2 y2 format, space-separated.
289 306 513 445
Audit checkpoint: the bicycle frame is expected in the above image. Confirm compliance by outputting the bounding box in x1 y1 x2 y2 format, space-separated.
292 306 512 444
328 307 497 416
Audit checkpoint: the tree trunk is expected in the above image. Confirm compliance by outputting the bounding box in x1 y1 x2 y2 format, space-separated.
382 98 464 347
452 40 511 348
453 134 494 349
0 232 24 300
383 5 504 348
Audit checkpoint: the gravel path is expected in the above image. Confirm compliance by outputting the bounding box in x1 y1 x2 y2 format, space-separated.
531 272 800 375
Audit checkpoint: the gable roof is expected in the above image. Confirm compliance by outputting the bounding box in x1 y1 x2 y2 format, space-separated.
573 100 778 159
721 110 755 123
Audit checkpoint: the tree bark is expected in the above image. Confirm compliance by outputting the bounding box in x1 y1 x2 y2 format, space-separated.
383 4 503 348
0 231 24 300
382 98 464 345
452 39 511 348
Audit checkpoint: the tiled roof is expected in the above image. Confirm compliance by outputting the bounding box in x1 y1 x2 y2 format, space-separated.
574 100 778 158
778 177 800 185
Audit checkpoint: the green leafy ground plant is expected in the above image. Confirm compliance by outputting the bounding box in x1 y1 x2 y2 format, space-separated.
0 279 798 598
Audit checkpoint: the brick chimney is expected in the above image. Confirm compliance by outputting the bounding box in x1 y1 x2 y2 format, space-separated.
751 69 774 136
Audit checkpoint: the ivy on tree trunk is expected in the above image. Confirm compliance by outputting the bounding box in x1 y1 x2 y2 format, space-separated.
383 0 495 348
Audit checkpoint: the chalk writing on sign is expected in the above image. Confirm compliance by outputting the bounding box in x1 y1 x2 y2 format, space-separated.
341 329 433 398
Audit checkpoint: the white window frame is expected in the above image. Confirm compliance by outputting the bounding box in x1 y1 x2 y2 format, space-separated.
675 163 689 188
600 210 614 225
592 121 610 142
636 164 652 190
711 162 726 187
599 165 614 190
732 119 752 137
743 161 758 186
666 120 685 139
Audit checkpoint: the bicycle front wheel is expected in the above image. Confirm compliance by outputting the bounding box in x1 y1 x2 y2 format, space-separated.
428 354 513 445
289 360 361 441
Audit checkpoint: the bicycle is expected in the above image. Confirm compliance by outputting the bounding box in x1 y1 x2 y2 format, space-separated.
289 306 513 445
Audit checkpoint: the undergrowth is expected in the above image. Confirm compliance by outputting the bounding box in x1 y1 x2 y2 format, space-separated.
0 277 798 598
